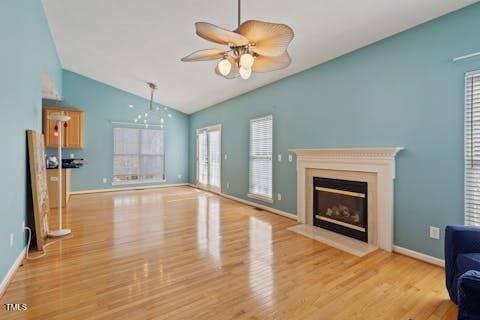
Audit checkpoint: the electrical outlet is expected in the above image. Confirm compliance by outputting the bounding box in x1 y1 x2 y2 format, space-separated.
429 226 440 240
277 193 282 201
224 154 228 160
178 174 182 179
70 153 75 159
102 178 107 184
10 233 14 247
288 154 293 162
277 154 282 162
22 220 25 230
226 182 230 189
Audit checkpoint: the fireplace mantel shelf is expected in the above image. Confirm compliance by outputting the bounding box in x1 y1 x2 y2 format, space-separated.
289 147 404 160
289 147 404 254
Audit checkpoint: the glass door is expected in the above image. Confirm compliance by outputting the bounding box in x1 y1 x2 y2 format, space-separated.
196 125 221 192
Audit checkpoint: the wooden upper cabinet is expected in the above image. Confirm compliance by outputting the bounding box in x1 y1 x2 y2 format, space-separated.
43 107 85 149
64 110 84 148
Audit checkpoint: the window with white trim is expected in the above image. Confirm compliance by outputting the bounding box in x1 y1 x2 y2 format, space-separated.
249 115 273 201
465 70 480 226
113 127 165 184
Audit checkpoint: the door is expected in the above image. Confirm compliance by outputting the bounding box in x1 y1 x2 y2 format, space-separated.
197 125 221 192
64 110 85 148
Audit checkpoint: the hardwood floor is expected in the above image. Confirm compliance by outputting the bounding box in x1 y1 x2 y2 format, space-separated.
0 186 456 319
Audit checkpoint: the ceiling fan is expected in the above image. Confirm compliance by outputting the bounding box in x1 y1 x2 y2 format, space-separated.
181 0 294 80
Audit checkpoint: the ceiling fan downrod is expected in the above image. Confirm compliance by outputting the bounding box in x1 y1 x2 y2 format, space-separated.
238 0 241 28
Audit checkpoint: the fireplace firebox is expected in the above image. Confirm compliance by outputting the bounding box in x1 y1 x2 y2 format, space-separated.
313 177 368 242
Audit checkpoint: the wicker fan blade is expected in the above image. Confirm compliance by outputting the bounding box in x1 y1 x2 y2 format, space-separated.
215 56 239 79
237 20 294 57
181 49 226 62
252 51 291 73
195 22 249 46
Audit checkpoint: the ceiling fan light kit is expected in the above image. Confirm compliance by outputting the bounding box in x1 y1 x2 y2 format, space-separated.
218 58 232 76
182 0 294 80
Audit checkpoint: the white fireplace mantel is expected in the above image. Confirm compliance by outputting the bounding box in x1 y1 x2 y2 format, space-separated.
290 147 403 252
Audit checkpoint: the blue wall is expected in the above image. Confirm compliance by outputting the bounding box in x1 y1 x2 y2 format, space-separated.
189 3 480 258
0 1 62 282
55 70 189 192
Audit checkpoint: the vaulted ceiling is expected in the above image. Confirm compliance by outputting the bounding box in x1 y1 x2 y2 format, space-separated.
43 0 476 114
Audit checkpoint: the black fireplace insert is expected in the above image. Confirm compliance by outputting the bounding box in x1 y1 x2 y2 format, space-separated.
313 177 368 242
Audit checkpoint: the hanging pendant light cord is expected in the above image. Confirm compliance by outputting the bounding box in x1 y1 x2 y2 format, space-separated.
148 83 155 111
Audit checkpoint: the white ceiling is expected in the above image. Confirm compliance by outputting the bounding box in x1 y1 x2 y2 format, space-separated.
43 0 477 114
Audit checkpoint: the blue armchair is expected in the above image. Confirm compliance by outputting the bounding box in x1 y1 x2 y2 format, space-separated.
445 225 480 319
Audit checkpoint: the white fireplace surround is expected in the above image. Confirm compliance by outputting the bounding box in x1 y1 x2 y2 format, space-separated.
290 147 403 252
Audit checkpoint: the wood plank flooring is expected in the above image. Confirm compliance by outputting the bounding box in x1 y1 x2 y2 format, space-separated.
0 186 456 319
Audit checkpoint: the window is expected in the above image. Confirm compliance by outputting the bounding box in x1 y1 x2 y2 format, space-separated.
196 125 221 191
113 127 165 184
465 70 480 226
248 115 273 202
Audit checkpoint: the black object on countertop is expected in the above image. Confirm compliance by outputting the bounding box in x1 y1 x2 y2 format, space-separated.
46 158 84 169
62 158 84 168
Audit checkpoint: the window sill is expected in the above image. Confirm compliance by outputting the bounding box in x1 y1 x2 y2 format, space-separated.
112 179 166 186
247 193 274 204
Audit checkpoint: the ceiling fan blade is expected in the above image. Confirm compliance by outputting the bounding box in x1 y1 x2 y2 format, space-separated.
215 56 239 79
181 48 226 62
236 20 294 57
195 22 249 46
252 51 291 73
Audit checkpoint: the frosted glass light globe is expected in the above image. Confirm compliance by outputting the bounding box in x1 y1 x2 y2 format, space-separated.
239 66 252 80
240 53 254 68
217 59 232 76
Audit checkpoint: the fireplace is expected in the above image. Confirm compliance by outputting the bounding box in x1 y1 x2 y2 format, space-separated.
313 177 368 242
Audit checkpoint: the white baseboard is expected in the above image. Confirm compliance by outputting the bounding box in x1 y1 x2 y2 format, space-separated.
393 245 444 267
70 183 189 195
0 247 26 297
220 193 297 220
188 183 297 220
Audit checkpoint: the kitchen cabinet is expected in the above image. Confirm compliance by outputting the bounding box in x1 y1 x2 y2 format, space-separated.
43 106 85 148
46 169 71 209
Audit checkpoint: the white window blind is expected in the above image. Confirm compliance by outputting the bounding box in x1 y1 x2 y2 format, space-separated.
249 115 273 201
113 127 165 184
208 130 221 188
465 70 480 226
196 125 221 190
197 130 208 185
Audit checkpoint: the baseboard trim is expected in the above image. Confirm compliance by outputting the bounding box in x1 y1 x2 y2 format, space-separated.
70 183 189 195
393 245 444 267
220 192 297 220
0 247 26 297
187 183 297 220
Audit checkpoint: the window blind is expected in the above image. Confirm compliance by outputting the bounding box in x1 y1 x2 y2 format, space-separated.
113 127 165 184
208 130 221 188
249 115 273 200
197 130 208 185
465 70 480 226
